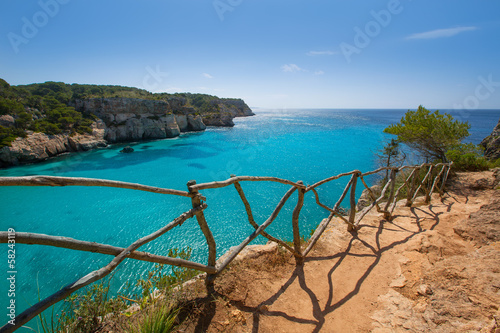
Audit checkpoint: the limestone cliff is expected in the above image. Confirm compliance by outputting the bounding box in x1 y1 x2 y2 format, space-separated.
0 96 253 167
73 97 253 142
481 117 500 160
0 121 107 167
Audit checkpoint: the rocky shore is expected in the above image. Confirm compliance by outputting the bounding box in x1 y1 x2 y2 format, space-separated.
0 97 253 167
481 117 500 160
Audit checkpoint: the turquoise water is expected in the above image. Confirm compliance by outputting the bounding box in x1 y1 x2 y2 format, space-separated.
1 108 499 326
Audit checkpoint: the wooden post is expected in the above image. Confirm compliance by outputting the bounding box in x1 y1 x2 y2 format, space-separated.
231 176 301 257
348 173 358 232
406 167 419 207
424 165 434 203
187 180 217 293
383 169 397 220
439 163 452 194
292 181 305 264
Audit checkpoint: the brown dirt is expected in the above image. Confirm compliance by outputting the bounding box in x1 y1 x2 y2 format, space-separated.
169 171 500 332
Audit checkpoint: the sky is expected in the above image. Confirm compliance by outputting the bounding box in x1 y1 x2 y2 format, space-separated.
1 0 500 109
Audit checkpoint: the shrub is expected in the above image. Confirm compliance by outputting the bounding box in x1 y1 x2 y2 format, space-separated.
384 106 470 162
445 143 489 171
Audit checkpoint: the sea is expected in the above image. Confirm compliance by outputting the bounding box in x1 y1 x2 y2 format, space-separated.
1 108 499 327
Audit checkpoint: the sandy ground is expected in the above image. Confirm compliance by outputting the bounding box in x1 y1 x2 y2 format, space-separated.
174 171 500 333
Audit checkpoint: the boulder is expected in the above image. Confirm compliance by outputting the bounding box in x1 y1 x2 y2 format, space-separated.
120 146 134 153
187 114 207 131
481 117 500 160
356 185 382 211
0 115 15 127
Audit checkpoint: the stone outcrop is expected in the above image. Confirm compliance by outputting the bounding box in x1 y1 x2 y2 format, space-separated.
73 97 250 143
356 185 382 211
0 96 253 167
481 117 500 160
0 121 107 167
0 115 15 127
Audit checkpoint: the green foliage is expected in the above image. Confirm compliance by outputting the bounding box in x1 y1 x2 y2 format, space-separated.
57 282 127 333
0 97 25 115
136 248 199 303
384 106 470 162
34 247 196 332
0 125 25 147
0 77 237 145
445 143 490 171
129 305 179 333
377 138 406 181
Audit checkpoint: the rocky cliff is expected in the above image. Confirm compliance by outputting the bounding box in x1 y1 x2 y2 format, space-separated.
0 121 107 167
0 97 253 167
481 117 500 160
73 97 253 142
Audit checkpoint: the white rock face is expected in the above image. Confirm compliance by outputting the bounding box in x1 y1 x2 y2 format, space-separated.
0 122 107 166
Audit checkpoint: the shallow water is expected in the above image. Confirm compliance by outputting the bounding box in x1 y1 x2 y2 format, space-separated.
1 108 498 325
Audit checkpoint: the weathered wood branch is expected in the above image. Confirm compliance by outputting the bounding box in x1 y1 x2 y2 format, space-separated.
429 165 446 197
348 174 358 231
187 181 216 290
190 176 306 191
303 212 335 257
388 168 418 214
358 174 382 213
406 167 420 206
356 174 394 226
424 165 435 203
306 170 359 192
412 165 434 203
0 206 202 333
232 180 300 257
383 169 397 219
215 186 297 273
0 229 215 274
439 162 453 193
292 182 305 262
0 176 191 197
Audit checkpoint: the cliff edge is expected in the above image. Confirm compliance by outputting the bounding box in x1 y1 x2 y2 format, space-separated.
0 80 254 167
481 117 500 160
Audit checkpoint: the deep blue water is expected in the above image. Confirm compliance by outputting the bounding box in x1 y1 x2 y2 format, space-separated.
1 108 499 328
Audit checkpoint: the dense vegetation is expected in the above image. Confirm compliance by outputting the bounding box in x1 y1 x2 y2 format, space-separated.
384 105 471 162
0 78 233 148
383 106 500 171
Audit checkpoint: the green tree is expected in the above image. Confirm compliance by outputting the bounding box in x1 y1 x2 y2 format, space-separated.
384 106 470 162
378 138 406 180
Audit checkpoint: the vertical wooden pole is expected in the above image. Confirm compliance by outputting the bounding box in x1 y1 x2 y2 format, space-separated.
348 173 358 232
187 180 217 293
383 169 397 220
292 181 305 264
424 165 434 203
406 167 419 207
439 163 452 195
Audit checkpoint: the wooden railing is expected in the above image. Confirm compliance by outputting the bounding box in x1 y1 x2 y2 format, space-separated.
0 162 452 332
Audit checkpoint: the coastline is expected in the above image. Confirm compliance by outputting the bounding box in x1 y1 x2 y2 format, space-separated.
0 100 255 168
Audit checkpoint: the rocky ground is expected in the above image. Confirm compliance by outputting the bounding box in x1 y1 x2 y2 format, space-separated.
169 170 499 333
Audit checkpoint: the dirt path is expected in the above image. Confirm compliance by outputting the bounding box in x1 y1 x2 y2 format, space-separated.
177 171 500 332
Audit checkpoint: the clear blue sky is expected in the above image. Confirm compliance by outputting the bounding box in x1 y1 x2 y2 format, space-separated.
1 0 499 109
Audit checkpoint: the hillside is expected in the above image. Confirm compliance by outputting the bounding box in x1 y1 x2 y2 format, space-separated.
154 170 499 332
0 79 253 167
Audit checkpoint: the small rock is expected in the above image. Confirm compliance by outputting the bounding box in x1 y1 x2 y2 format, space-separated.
390 275 407 288
258 305 268 313
120 146 134 153
417 284 433 296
